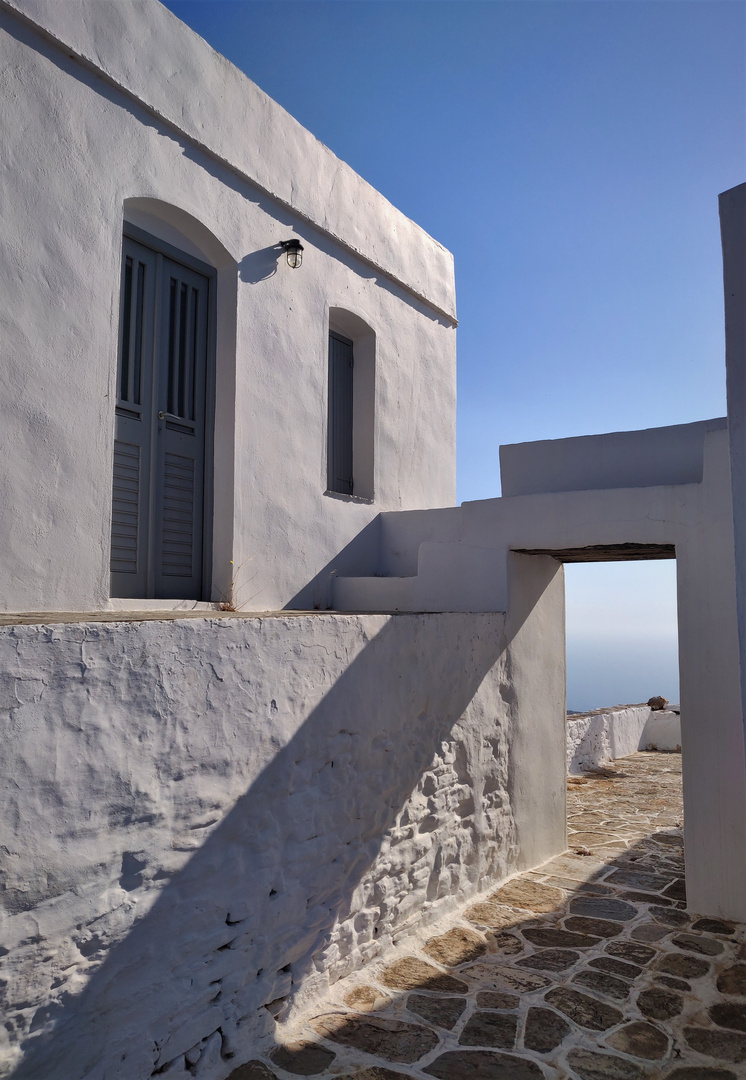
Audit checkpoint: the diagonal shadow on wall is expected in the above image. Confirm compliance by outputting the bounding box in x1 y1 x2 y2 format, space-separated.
8 611 515 1080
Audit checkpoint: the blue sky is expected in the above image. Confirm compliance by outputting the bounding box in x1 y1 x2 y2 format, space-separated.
163 0 744 709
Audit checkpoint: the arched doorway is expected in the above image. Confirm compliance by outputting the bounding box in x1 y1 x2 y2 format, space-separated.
111 223 215 600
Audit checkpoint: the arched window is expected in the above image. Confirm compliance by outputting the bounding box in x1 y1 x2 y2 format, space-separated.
327 309 376 500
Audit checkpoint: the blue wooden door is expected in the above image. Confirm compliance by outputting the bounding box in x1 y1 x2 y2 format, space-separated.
110 233 210 600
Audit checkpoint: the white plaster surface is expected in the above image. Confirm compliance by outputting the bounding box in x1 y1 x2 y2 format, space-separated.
1 0 456 320
642 708 682 752
335 425 746 920
567 706 652 774
2 11 745 1078
566 705 682 773
0 609 565 1079
500 417 726 497
0 0 457 614
722 184 746 769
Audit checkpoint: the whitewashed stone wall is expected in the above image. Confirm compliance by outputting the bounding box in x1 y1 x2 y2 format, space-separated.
642 709 682 752
567 706 651 773
0 610 563 1080
567 705 682 773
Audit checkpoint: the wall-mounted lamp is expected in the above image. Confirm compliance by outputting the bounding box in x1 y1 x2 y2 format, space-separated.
280 238 304 269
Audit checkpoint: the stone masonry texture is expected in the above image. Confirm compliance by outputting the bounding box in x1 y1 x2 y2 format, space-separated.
253 754 746 1080
0 612 523 1078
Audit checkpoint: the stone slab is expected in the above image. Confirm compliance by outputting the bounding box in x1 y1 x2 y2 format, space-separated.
655 953 711 980
407 995 466 1030
605 1020 669 1059
522 928 599 949
569 897 638 922
544 986 623 1030
423 927 488 967
672 934 725 957
523 1006 570 1053
227 1064 279 1080
718 964 746 996
516 948 580 972
310 1014 439 1064
270 1043 336 1075
589 955 642 980
572 969 633 1002
458 1012 517 1049
460 963 551 994
637 987 684 1020
709 1002 746 1033
424 1050 544 1078
567 1048 645 1079
605 940 657 965
344 986 392 1013
564 916 625 938
488 880 564 913
379 958 468 994
684 1028 746 1063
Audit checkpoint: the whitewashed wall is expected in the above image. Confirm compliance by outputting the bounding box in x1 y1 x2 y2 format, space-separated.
0 0 457 614
335 422 746 921
0 603 566 1080
567 706 652 774
566 705 682 774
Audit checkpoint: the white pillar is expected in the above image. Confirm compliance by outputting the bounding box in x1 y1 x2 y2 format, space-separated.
722 183 746 771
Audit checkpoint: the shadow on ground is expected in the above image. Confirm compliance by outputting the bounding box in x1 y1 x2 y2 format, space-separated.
238 757 746 1080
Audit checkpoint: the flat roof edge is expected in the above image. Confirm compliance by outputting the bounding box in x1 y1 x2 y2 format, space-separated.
499 418 728 498
2 0 457 322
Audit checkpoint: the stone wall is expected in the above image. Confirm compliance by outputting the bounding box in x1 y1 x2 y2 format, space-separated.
567 705 682 774
0 609 564 1080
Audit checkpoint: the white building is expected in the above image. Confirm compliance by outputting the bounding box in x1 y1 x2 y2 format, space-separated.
1 2 745 1078
0 0 457 616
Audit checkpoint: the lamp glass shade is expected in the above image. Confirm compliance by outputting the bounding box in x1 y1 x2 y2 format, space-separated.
281 238 304 269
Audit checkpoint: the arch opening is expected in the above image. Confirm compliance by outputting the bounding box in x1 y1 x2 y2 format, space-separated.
112 200 238 602
327 308 376 501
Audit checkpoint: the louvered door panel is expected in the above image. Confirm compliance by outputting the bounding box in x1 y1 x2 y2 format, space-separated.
153 256 208 599
328 331 354 495
161 453 196 577
110 238 157 598
110 441 141 574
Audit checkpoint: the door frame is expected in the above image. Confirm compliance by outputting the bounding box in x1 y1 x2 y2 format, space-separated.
113 222 218 600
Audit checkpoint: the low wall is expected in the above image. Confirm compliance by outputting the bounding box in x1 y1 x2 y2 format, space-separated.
567 705 681 773
642 709 683 752
0 609 564 1080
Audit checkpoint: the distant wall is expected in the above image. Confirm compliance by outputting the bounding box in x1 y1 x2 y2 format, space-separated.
643 710 682 753
0 608 565 1080
567 705 681 774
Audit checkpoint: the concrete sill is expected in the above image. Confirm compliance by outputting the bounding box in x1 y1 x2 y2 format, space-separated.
323 490 374 505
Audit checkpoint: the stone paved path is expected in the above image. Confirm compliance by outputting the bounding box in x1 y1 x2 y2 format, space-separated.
232 753 746 1079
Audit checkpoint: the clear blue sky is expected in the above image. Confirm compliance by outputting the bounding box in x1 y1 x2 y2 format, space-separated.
163 0 744 710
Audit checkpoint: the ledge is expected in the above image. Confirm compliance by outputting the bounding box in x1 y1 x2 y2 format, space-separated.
0 609 450 626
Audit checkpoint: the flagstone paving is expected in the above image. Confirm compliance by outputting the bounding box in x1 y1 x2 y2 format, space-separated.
233 753 746 1079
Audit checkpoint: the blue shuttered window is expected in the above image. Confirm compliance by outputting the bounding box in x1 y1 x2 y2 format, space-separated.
328 331 354 495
